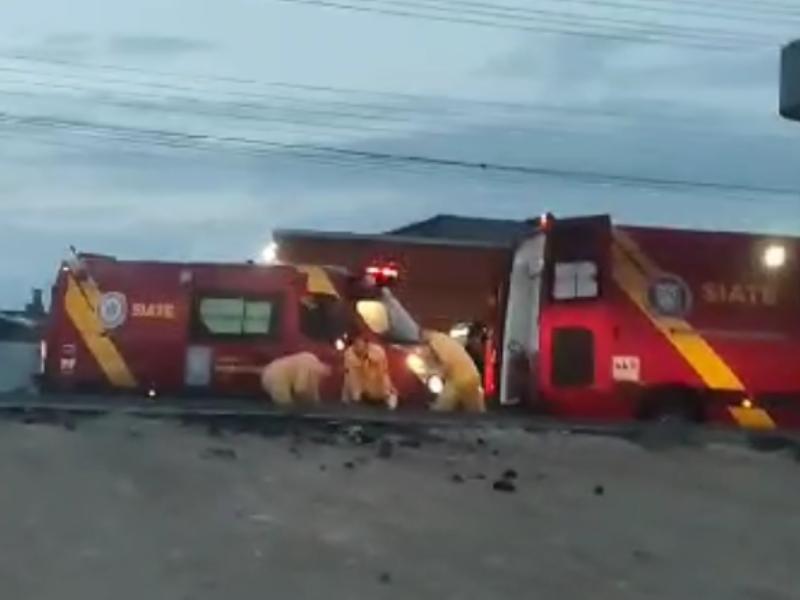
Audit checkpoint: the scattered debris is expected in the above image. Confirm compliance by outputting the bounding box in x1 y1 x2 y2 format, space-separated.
594 484 605 496
492 479 516 493
502 469 518 481
344 425 375 445
491 449 500 457
398 437 421 449
451 474 465 484
378 572 392 584
476 437 486 446
377 439 394 459
289 445 301 457
343 460 355 470
319 464 327 472
472 473 487 481
207 423 223 438
535 473 548 482
202 447 238 461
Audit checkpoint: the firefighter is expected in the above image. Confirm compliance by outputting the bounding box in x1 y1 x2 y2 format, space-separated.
261 352 332 407
423 329 485 413
342 332 398 410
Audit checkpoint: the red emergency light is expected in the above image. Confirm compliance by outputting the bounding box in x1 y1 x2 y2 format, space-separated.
365 263 400 287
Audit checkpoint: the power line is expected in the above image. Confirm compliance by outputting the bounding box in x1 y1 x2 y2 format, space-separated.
508 0 800 25
1 52 783 134
3 73 796 151
2 55 795 147
268 0 766 50
1 110 796 199
350 0 784 44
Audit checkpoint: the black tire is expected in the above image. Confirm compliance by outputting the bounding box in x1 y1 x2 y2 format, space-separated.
638 385 704 424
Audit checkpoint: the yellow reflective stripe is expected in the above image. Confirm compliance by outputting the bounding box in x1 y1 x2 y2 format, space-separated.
65 276 137 388
611 230 745 391
297 265 340 297
728 406 776 429
612 230 776 429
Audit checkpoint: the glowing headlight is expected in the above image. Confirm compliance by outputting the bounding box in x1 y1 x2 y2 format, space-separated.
427 375 444 394
763 244 786 270
406 353 426 375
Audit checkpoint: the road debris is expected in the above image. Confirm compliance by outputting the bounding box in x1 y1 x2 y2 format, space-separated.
492 479 516 493
202 447 238 461
377 438 394 459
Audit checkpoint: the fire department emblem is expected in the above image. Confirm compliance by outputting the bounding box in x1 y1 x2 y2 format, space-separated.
648 275 692 318
97 292 128 330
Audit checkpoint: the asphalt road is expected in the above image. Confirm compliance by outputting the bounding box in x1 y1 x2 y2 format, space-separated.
0 413 798 600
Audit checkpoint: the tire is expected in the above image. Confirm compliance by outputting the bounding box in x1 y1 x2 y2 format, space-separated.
638 385 704 424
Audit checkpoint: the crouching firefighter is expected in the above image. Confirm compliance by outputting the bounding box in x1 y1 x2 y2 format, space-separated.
423 330 486 413
261 352 332 407
342 332 398 410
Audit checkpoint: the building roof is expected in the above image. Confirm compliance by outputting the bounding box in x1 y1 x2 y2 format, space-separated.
274 228 515 249
387 214 534 244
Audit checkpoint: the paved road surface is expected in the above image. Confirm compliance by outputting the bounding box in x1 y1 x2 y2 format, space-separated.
0 415 797 599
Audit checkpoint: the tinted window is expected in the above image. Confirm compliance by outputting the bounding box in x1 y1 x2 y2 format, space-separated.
194 296 280 338
551 327 595 388
300 294 348 342
553 261 599 300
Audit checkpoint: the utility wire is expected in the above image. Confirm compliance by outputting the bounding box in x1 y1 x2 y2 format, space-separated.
0 53 781 132
1 111 796 199
267 0 775 50
3 75 796 150
346 0 782 44
502 0 800 25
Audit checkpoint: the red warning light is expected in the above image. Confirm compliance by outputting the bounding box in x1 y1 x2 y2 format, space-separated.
365 263 400 286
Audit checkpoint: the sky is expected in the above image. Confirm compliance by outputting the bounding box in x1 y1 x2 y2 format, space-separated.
1 0 799 307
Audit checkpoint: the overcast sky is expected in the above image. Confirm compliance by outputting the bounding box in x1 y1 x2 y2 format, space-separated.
1 0 799 307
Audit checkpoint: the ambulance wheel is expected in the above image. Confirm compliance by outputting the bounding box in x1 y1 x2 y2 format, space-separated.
639 386 704 424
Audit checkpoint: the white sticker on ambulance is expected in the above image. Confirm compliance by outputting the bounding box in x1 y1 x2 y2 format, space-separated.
612 355 641 382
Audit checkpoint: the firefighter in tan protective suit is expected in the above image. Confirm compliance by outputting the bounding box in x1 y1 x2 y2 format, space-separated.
342 333 398 410
261 352 332 407
423 330 486 413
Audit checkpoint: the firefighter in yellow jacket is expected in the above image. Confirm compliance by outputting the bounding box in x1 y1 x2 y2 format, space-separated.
342 334 398 410
423 329 485 413
261 352 332 407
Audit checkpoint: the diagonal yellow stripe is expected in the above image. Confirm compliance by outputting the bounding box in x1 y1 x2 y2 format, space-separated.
297 265 340 297
65 276 137 388
611 229 775 430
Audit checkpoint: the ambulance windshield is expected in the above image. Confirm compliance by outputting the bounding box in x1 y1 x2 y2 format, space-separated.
356 289 421 344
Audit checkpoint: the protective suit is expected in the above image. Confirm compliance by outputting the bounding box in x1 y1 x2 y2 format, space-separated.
342 340 397 409
424 330 485 413
261 352 332 407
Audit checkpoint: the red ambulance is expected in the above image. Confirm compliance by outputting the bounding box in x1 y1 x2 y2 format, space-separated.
492 215 800 430
42 253 438 406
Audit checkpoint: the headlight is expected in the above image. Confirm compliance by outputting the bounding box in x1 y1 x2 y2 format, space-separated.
406 353 426 375
427 375 444 394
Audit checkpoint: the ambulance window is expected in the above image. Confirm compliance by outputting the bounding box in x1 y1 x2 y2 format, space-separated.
553 261 599 300
551 327 595 387
300 294 347 342
195 297 279 337
243 301 273 335
199 298 245 335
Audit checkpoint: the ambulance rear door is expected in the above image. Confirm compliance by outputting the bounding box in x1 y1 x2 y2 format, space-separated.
499 233 545 406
